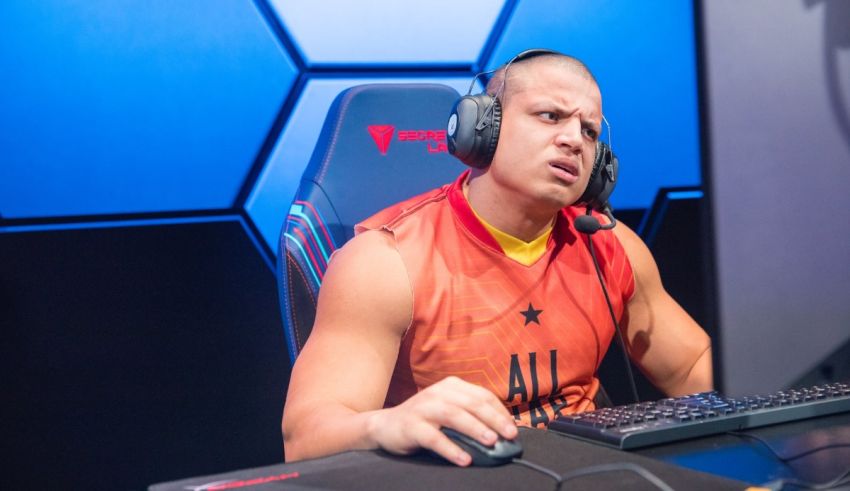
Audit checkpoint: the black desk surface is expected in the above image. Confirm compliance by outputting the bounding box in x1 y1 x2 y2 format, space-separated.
150 428 747 490
151 412 850 490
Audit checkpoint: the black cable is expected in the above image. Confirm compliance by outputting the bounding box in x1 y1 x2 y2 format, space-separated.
586 236 641 404
728 431 850 462
557 463 675 491
511 458 675 491
510 458 562 482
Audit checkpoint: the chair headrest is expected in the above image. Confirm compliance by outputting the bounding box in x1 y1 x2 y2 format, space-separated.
301 83 465 237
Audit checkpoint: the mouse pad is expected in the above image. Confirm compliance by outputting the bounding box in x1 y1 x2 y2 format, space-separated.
150 428 752 490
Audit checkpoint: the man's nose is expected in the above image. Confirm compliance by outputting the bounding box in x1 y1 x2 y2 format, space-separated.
554 117 583 150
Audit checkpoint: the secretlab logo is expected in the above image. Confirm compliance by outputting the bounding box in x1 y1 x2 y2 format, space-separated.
368 125 395 155
367 125 448 155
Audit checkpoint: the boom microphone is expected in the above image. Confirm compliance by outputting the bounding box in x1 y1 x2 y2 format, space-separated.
573 206 617 235
574 215 602 234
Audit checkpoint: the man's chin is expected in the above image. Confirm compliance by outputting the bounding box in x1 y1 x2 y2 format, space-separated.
532 191 577 213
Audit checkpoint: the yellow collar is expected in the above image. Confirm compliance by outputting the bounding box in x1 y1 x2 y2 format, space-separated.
463 184 553 266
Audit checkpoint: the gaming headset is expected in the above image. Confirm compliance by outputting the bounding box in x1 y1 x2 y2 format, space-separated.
446 49 618 215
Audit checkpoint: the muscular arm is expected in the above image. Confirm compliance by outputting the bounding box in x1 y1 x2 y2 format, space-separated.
282 230 409 460
612 224 713 396
282 230 516 465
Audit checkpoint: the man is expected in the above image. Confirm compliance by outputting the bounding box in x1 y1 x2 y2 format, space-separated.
282 51 712 467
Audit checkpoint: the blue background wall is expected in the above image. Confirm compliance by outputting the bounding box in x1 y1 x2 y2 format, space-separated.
1 0 701 250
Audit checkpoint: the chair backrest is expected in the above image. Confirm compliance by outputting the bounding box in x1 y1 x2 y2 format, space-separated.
277 83 465 365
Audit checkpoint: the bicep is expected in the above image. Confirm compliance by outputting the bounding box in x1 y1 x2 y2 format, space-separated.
613 224 711 393
285 230 413 419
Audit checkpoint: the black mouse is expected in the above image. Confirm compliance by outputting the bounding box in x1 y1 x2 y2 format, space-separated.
440 427 523 467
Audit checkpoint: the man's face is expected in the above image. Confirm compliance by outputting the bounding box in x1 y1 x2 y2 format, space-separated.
488 61 603 211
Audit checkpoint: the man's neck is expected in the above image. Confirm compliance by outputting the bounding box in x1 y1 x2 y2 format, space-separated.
464 173 557 243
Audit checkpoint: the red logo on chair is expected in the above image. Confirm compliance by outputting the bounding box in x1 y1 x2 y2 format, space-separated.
367 125 395 155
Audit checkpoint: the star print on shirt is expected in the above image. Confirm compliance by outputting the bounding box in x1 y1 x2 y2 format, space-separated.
520 303 543 326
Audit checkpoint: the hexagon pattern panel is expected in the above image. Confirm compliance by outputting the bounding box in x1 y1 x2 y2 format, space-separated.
269 0 507 65
1 0 700 255
0 0 297 218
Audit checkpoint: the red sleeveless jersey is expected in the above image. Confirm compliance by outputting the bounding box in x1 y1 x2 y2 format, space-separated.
356 171 635 427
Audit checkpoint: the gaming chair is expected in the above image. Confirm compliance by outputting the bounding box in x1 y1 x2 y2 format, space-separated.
277 84 465 365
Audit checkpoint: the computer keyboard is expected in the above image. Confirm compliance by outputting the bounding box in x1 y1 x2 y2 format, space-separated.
548 382 850 449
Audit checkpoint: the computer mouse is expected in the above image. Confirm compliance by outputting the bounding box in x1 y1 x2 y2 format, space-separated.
441 427 523 467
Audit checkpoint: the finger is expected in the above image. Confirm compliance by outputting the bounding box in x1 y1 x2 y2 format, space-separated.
442 387 517 442
412 422 471 467
465 399 518 441
442 378 518 440
437 405 501 447
444 377 511 413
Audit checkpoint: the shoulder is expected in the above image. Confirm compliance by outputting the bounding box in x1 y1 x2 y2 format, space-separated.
328 229 402 281
355 182 453 234
318 229 413 338
612 222 656 278
611 221 665 304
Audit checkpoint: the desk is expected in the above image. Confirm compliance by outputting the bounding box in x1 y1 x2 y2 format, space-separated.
150 412 850 490
150 428 748 490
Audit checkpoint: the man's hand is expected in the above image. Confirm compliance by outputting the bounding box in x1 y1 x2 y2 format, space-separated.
367 376 518 466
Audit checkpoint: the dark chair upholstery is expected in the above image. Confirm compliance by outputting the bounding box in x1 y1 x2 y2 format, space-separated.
277 84 465 365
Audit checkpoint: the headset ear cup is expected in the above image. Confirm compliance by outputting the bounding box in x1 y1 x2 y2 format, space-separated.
447 94 501 169
480 97 501 167
577 142 603 206
447 95 480 165
596 149 617 206
576 141 617 210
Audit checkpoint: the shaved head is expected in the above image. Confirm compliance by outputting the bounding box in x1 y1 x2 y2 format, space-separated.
485 53 598 105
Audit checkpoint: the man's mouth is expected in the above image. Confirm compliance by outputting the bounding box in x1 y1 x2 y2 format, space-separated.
549 161 579 183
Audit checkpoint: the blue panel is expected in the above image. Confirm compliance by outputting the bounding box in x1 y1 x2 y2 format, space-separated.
668 190 704 200
489 0 701 210
659 446 794 485
246 77 481 250
0 0 298 218
269 0 505 65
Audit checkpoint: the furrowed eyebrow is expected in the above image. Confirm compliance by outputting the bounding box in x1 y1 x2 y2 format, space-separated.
528 100 569 113
581 119 601 134
529 98 601 132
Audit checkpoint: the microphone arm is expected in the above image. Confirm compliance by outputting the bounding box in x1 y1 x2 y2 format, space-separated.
600 205 617 231
572 202 639 403
573 204 617 235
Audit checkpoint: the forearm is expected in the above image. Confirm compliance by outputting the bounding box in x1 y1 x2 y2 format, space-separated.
283 376 520 466
661 345 713 397
283 403 382 462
